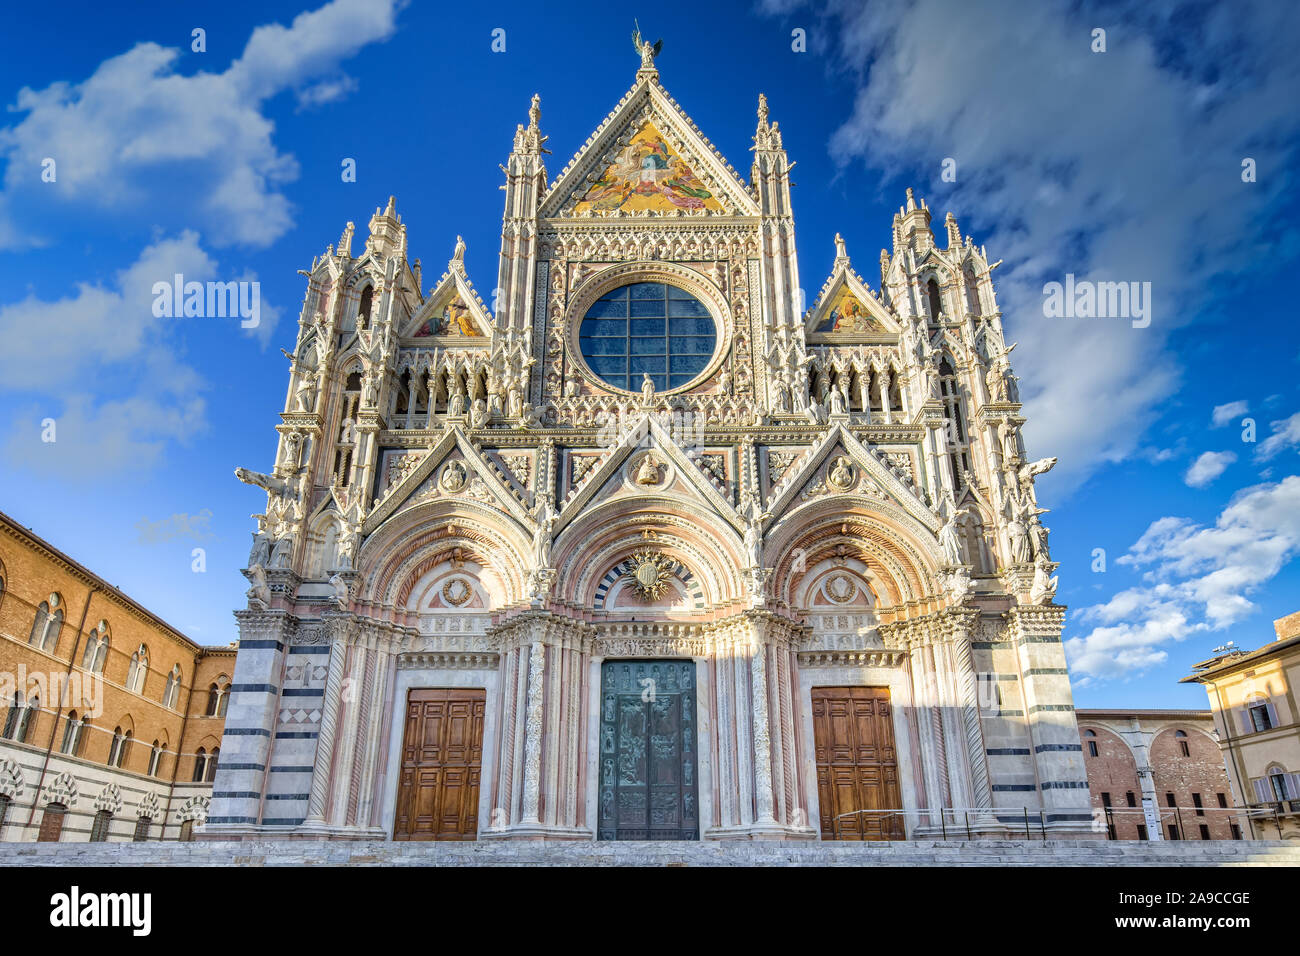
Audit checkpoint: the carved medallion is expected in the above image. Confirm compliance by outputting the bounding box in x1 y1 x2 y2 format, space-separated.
440 460 467 493
827 455 856 491
442 578 473 607
626 551 673 600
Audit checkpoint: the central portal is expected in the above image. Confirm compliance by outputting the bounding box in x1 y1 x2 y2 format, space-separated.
597 659 699 841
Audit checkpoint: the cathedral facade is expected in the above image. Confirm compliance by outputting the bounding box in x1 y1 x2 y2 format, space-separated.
206 48 1092 843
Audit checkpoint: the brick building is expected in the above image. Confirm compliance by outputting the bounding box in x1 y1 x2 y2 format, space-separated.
1181 610 1300 840
1076 709 1240 841
0 510 233 842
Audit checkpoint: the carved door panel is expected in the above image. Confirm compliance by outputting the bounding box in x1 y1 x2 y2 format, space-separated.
812 686 902 840
393 688 485 841
598 660 698 841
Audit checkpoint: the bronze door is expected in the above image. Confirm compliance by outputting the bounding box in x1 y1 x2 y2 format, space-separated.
393 688 485 841
812 686 903 840
598 660 698 841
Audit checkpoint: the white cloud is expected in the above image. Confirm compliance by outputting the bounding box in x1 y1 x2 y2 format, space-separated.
0 232 279 477
0 231 214 391
0 0 401 248
1066 476 1300 680
1184 450 1236 488
296 75 359 110
764 0 1300 492
1212 400 1249 428
1257 411 1300 460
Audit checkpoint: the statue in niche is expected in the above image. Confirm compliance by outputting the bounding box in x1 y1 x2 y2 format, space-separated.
1006 511 1031 565
938 500 965 567
531 495 557 569
470 397 489 428
295 369 318 412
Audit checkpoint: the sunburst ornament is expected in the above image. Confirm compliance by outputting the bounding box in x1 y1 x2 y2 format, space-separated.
627 551 673 600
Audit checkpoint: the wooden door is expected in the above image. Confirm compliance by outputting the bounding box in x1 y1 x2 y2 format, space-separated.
812 686 903 840
37 804 66 842
598 660 699 841
393 688 485 841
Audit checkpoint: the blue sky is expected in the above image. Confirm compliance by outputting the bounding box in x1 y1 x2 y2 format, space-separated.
1 0 1298 708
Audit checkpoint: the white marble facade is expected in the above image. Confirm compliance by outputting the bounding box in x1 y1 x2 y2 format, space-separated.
205 46 1093 842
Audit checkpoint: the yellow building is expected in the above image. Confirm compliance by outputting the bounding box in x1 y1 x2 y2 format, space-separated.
0 510 234 842
1181 610 1300 840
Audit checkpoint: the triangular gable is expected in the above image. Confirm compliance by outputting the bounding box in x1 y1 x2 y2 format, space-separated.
555 413 742 535
571 120 724 215
540 77 758 219
765 424 938 534
805 265 898 338
363 426 531 535
402 268 492 341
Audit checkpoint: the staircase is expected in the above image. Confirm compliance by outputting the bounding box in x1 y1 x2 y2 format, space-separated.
6 839 1300 867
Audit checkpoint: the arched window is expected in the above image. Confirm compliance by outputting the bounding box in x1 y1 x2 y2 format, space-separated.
0 561 6 610
133 816 151 842
126 644 149 694
207 681 230 718
107 726 132 768
1084 729 1098 758
179 819 195 842
16 694 39 744
29 594 63 652
334 370 363 485
1175 730 1190 758
0 793 11 837
358 285 374 328
963 266 981 315
148 740 164 777
90 810 112 842
82 622 111 673
926 278 944 323
193 747 208 783
1 693 21 740
938 358 971 489
206 746 220 783
37 803 66 842
60 711 86 756
162 665 182 709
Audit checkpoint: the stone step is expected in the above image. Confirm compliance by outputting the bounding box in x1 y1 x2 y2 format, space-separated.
6 839 1300 867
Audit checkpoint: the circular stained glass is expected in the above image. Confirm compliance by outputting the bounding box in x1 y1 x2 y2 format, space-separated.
578 282 716 393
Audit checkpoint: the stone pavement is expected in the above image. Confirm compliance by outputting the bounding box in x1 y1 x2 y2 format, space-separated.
4 839 1299 866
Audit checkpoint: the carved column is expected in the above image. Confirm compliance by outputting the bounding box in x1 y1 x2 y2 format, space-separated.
750 639 777 825
520 640 545 824
303 630 348 825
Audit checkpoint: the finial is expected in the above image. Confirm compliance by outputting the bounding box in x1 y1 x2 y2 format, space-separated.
834 233 848 261
632 20 662 73
449 235 466 273
384 195 396 217
905 187 916 211
528 93 541 130
757 93 769 127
